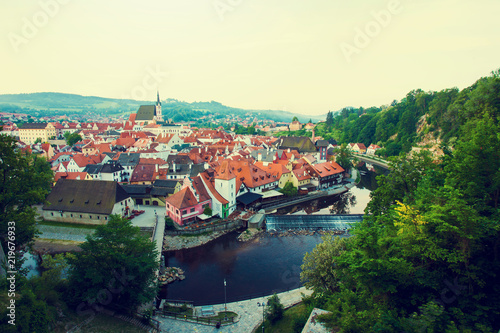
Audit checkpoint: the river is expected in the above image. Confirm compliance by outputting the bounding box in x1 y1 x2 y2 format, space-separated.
161 163 387 305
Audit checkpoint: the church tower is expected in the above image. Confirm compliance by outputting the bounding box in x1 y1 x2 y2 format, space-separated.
155 90 163 122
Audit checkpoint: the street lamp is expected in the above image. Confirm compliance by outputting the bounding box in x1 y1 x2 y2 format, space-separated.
257 301 266 333
224 279 227 319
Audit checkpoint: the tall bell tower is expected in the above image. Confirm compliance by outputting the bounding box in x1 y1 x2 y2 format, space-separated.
155 90 163 122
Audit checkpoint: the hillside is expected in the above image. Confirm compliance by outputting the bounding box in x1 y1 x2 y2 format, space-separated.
314 69 500 157
0 92 324 123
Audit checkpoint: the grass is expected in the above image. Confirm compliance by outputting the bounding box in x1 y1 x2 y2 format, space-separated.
35 238 84 245
38 220 98 230
254 303 311 333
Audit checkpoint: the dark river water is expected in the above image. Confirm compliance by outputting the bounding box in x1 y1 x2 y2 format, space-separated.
161 163 387 305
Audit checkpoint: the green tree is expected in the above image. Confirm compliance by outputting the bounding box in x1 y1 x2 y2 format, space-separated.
301 235 349 293
326 111 334 126
333 144 355 171
0 135 53 262
203 206 213 216
280 182 298 197
63 132 82 146
66 215 158 311
266 293 284 323
292 116 299 122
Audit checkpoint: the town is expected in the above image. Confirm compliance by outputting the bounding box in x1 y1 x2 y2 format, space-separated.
1 93 381 231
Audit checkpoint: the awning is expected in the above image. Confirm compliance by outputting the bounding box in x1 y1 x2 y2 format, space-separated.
237 192 263 205
260 190 284 199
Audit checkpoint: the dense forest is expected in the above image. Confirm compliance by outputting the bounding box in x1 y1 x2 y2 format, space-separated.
314 70 500 157
299 70 500 332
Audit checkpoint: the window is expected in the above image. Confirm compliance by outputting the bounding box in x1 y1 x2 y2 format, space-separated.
80 215 82 218
183 210 187 215
190 208 195 213
89 215 92 219
51 212 54 216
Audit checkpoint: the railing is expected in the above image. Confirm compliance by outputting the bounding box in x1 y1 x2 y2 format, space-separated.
159 311 235 326
164 219 243 236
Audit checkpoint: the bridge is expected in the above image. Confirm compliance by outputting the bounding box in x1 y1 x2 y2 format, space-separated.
265 214 364 231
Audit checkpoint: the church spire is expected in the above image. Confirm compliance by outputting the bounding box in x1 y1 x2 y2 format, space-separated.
156 90 161 106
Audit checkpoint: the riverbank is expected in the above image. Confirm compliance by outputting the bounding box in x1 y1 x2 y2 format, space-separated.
162 229 237 251
32 238 83 254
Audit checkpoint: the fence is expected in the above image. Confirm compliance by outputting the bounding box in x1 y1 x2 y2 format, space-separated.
159 311 235 326
164 219 243 236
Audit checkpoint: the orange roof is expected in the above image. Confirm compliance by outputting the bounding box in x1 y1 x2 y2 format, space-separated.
200 172 229 205
293 167 311 181
254 162 291 180
214 160 236 180
165 187 199 209
310 161 344 177
54 172 88 182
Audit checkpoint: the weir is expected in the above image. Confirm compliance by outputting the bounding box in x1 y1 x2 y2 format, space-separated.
265 214 363 231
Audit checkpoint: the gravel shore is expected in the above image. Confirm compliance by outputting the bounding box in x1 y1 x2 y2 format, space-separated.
162 229 236 251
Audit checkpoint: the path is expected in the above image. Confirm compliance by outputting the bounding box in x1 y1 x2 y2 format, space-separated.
155 287 313 333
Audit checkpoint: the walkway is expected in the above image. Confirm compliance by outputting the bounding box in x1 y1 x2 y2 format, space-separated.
155 287 313 333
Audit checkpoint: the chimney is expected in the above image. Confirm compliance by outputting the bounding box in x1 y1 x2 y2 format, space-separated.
155 164 158 172
258 153 262 161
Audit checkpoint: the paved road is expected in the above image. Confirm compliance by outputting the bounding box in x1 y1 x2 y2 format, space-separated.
155 287 313 333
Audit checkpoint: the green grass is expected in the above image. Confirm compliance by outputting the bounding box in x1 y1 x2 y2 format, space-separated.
254 303 311 333
38 220 99 230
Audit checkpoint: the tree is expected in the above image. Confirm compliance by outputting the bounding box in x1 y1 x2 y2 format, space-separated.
203 205 213 216
333 144 355 171
64 132 82 146
266 293 284 323
66 215 158 311
301 235 349 293
292 116 299 122
280 182 298 197
326 111 334 126
0 135 53 263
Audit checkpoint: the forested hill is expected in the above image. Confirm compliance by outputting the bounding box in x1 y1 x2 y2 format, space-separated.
315 69 500 157
0 92 324 123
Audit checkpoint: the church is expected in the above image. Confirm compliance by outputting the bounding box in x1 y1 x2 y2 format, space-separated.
135 91 163 125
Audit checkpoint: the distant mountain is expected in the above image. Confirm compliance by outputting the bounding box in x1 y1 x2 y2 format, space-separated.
0 92 325 123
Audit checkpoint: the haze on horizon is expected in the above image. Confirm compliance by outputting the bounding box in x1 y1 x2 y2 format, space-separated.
1 0 499 116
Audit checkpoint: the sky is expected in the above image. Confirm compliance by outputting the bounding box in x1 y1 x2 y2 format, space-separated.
1 0 499 116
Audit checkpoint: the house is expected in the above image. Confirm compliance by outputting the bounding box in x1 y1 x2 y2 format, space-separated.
291 166 312 189
164 184 211 226
42 179 134 225
366 144 381 155
199 171 231 219
307 161 345 190
289 120 302 131
273 136 317 153
18 122 57 144
83 161 125 182
53 171 92 183
350 143 367 154
254 162 292 189
115 152 141 182
315 140 329 162
130 164 161 185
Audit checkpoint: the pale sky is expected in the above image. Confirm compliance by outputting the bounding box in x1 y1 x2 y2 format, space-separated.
1 0 499 116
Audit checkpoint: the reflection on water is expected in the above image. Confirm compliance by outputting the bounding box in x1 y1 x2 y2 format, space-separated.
161 166 388 305
162 232 324 305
